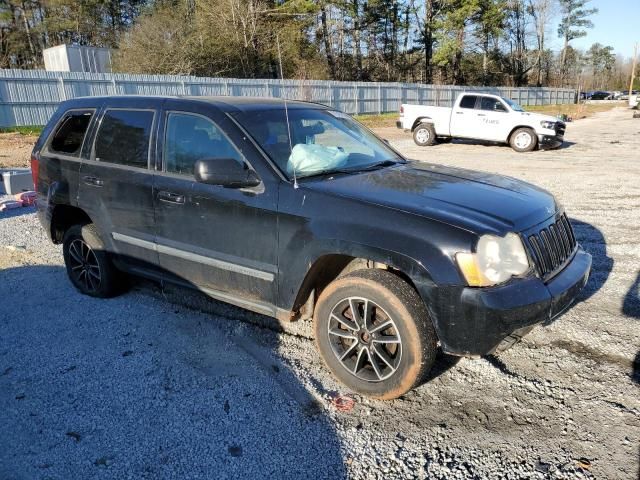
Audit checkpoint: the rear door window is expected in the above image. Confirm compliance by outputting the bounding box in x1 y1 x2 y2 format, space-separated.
458 95 478 109
48 110 94 156
163 112 244 175
94 109 155 168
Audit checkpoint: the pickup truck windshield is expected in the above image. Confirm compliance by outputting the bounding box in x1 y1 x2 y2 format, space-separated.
503 98 525 112
231 108 403 179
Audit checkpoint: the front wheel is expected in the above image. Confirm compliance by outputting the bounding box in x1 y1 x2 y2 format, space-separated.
509 127 538 152
412 123 437 146
314 269 438 400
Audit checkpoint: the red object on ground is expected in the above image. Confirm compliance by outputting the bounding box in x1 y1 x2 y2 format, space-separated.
14 191 36 206
331 395 356 412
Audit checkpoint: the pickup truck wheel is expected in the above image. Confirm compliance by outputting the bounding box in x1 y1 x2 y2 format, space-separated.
412 123 436 146
314 269 437 400
62 224 122 298
510 128 537 152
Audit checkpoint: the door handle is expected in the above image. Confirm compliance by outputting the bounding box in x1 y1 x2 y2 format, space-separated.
477 113 486 117
455 111 464 114
83 175 104 187
158 191 185 204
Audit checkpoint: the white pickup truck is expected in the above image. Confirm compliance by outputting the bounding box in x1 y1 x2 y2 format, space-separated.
397 92 566 152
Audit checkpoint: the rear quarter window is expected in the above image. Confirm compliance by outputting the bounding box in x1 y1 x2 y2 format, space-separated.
94 109 155 168
48 110 94 156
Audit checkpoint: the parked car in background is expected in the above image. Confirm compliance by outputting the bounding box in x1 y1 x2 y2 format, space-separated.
32 95 591 400
589 91 613 100
397 92 566 152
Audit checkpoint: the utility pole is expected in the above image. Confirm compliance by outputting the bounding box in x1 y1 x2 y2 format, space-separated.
630 43 638 98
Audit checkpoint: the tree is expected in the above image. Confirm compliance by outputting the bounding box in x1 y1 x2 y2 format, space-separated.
0 0 145 69
527 0 555 86
433 0 480 84
502 0 532 86
474 0 506 85
114 0 327 79
585 43 615 89
557 0 597 85
420 0 442 83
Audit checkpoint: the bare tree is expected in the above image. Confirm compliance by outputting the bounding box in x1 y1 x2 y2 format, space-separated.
528 0 555 86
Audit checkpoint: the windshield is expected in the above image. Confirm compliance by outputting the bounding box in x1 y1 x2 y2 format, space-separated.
231 107 404 179
502 97 525 112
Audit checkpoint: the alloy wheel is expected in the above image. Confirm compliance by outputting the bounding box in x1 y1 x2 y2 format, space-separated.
68 238 102 293
327 297 402 382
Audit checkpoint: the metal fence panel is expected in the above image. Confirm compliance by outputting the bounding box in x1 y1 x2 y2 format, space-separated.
0 69 576 127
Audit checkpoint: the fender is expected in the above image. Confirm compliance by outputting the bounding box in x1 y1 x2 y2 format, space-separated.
411 116 434 131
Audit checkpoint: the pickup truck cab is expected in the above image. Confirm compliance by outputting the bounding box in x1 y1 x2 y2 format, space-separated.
397 92 566 152
33 95 590 400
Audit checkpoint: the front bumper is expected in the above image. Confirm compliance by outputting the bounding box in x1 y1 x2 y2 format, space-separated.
425 248 591 356
538 134 563 149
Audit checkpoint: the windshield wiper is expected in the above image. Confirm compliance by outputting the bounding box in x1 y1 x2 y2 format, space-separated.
333 159 402 174
297 159 402 180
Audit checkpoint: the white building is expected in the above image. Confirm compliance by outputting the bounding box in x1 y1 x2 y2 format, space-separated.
43 45 112 73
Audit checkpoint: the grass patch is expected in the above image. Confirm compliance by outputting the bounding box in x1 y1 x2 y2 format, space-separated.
0 125 43 136
353 112 398 128
524 102 622 120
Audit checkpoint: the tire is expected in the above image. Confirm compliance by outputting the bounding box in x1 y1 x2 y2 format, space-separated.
62 223 122 298
314 269 438 400
509 127 537 152
492 326 535 355
412 123 437 146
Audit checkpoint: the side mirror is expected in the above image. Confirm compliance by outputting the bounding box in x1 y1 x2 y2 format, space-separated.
194 158 260 188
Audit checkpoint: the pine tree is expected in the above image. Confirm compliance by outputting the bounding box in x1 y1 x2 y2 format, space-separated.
557 0 597 85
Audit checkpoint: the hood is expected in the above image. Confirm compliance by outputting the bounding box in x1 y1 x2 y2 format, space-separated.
303 162 559 234
515 111 561 124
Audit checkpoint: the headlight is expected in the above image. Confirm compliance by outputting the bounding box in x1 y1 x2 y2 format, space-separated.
456 233 530 287
540 120 556 129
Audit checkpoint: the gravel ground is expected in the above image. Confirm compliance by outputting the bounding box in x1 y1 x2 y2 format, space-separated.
1 107 639 479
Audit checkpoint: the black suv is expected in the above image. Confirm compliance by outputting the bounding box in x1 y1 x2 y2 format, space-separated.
33 96 591 399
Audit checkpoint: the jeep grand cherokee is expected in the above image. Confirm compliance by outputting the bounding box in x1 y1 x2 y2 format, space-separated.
32 96 591 399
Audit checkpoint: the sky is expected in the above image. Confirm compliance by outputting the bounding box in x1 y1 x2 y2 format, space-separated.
562 0 638 59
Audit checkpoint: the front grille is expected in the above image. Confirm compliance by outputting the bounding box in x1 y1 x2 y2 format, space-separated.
555 122 566 137
527 214 576 279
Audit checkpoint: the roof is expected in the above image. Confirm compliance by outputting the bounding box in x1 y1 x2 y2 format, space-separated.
185 96 328 112
61 95 328 112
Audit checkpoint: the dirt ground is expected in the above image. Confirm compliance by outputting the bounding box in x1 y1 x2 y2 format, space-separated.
0 132 37 169
1 107 639 479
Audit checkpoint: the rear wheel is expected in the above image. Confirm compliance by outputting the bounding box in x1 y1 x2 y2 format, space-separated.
62 224 122 298
509 127 537 152
412 123 437 146
314 269 438 399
